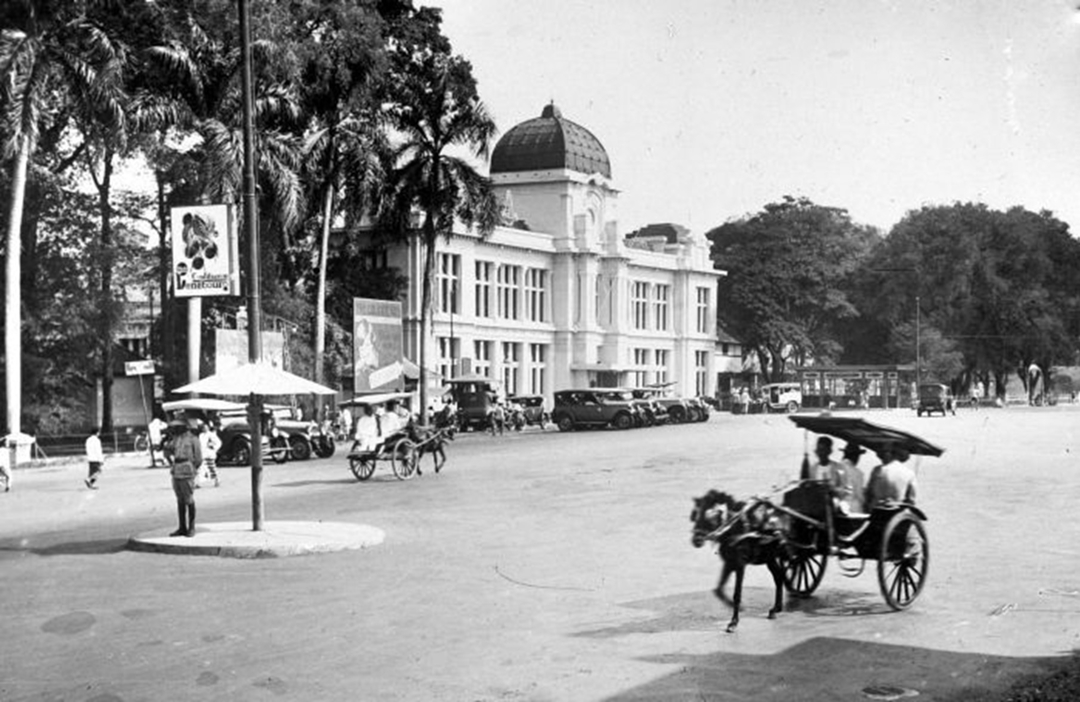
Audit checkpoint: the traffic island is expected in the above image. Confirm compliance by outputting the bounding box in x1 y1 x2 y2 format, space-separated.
127 520 385 558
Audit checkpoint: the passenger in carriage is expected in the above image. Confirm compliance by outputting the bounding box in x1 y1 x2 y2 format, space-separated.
864 443 918 507
831 443 867 514
353 404 382 452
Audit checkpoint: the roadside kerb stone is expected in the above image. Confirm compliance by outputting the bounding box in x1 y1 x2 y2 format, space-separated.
127 519 385 558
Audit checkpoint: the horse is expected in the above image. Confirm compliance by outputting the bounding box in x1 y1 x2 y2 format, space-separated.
412 409 457 475
690 490 788 632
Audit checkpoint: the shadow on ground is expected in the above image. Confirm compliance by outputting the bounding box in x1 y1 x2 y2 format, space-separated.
577 589 1078 701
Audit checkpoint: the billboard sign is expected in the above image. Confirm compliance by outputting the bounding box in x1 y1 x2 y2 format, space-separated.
171 204 240 297
353 298 404 392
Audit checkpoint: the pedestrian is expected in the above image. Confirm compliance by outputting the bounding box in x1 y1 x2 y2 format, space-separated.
199 420 221 487
165 419 202 537
0 436 12 492
148 414 168 467
84 427 104 489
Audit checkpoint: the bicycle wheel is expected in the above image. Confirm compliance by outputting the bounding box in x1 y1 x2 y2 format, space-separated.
391 438 418 480
133 434 150 453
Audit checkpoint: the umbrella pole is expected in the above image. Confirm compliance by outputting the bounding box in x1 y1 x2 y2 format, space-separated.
249 393 264 531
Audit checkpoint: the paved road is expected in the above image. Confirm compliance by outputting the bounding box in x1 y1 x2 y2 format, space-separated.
2 407 1079 701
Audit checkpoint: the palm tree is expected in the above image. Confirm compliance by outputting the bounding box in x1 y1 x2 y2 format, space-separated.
1 0 126 437
304 113 387 385
381 54 500 422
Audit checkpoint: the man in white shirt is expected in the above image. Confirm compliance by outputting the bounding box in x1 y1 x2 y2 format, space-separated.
84 427 104 489
864 444 918 507
353 405 382 452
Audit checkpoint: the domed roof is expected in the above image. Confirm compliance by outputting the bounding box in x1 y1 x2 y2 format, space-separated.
491 103 611 178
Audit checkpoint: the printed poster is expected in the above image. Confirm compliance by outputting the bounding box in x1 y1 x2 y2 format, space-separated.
171 204 240 297
353 298 404 392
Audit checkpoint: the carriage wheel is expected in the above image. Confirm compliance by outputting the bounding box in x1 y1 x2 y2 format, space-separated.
349 456 376 481
391 439 418 480
269 436 289 464
877 511 929 610
782 549 828 597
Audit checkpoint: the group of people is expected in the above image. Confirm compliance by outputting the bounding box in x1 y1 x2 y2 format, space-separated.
804 435 918 515
352 400 412 452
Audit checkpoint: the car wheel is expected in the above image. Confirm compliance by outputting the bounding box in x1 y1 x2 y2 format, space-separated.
556 415 575 432
288 436 312 461
613 413 633 430
233 439 251 467
670 408 686 424
786 401 799 413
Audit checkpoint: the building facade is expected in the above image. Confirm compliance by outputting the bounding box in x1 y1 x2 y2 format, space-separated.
376 103 723 402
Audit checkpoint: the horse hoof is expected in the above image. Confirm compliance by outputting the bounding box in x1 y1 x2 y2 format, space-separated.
767 612 778 620
725 623 738 633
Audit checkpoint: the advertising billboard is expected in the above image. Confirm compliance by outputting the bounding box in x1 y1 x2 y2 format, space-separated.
171 204 240 297
353 298 404 392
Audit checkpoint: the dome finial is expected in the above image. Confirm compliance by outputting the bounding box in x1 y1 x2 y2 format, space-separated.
541 101 561 119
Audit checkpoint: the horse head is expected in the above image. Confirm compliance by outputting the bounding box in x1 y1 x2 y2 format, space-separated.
691 490 738 548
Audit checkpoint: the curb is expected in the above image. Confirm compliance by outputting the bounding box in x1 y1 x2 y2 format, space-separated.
127 520 386 559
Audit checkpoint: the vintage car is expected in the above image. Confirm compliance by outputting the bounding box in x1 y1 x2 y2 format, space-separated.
445 375 503 432
506 395 550 430
916 383 956 417
265 405 332 460
760 382 803 413
631 383 708 423
551 389 640 431
161 398 277 466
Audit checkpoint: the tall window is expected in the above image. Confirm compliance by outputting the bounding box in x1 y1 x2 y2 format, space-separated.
473 340 492 378
475 261 493 318
497 265 520 320
437 253 460 314
524 268 547 322
695 350 709 396
696 286 711 334
502 342 520 394
631 281 649 330
654 349 669 385
653 284 670 331
529 343 547 394
632 348 650 387
437 336 459 381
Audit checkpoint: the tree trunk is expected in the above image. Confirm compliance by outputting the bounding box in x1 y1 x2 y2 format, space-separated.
418 219 437 426
4 142 29 436
98 151 115 432
314 185 334 385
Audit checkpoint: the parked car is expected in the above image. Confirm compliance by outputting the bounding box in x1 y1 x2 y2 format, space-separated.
916 383 956 417
506 395 550 430
266 405 329 460
162 398 274 466
445 375 503 432
631 383 706 423
552 389 640 431
760 382 803 413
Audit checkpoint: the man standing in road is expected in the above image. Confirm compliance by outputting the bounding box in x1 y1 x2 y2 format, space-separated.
148 414 168 467
166 419 202 537
84 427 104 489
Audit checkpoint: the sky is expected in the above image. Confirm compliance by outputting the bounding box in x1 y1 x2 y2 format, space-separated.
428 0 1080 236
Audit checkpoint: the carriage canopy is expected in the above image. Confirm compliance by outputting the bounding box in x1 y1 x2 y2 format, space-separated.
789 415 945 457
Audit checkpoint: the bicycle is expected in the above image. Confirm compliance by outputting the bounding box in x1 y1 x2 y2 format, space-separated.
133 431 150 454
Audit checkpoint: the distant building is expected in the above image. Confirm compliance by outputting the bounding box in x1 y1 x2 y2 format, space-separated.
362 103 724 401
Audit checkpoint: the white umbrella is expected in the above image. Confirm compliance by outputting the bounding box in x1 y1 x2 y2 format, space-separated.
173 362 336 397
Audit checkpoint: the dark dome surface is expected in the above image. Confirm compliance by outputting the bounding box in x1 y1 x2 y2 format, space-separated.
491 103 611 178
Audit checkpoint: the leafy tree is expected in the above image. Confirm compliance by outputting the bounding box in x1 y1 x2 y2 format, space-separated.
705 196 879 381
293 0 389 384
2 0 129 433
379 11 499 420
855 203 1080 398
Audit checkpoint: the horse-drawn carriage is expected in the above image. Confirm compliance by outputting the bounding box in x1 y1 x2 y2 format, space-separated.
342 392 454 482
692 415 942 631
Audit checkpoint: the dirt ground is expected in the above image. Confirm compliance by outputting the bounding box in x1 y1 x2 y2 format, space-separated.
2 405 1079 701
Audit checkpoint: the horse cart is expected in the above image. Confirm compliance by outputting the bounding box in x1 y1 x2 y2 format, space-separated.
342 392 454 481
692 415 943 630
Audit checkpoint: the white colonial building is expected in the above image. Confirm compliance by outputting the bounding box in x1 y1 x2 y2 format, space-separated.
379 103 724 401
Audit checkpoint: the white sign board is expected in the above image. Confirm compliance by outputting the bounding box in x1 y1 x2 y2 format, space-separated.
171 204 240 297
368 361 404 389
124 360 156 376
